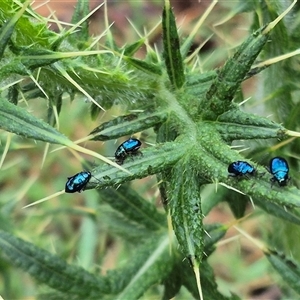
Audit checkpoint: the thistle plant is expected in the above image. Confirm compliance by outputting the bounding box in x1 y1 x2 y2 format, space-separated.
1 0 300 299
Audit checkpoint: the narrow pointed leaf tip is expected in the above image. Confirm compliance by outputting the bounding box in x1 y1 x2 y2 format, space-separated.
70 0 90 41
124 57 162 75
162 3 185 89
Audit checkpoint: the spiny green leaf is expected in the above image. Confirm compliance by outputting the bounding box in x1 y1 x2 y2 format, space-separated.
195 124 300 208
218 109 284 129
201 26 269 120
71 0 90 42
265 248 300 294
124 57 162 75
168 158 204 262
89 142 187 190
0 230 110 297
20 48 63 69
216 109 286 141
124 39 146 57
89 111 168 141
0 99 70 145
215 123 286 141
231 177 300 208
162 1 185 89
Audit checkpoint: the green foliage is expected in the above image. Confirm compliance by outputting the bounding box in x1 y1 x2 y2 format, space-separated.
162 1 185 89
0 99 69 144
1 0 300 299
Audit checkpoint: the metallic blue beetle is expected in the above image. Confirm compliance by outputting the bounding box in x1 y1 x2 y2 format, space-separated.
65 171 91 193
269 157 290 187
115 138 142 165
228 161 255 178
